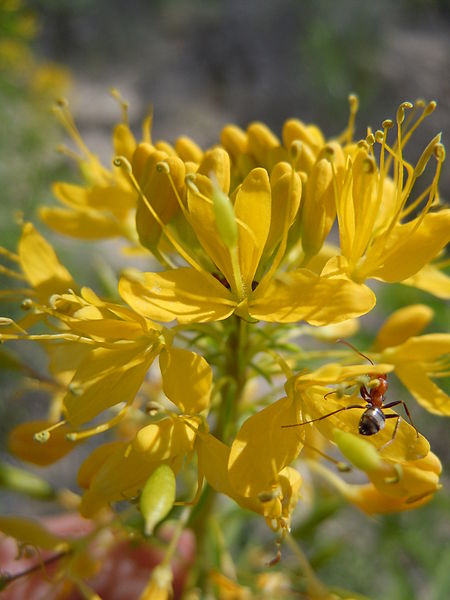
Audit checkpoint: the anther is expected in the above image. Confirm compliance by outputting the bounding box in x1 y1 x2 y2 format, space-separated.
33 421 66 443
366 133 375 146
20 299 33 311
397 102 413 125
357 140 369 149
322 144 336 162
289 140 303 163
349 93 359 113
434 143 446 162
382 119 394 130
113 155 132 174
68 383 83 396
424 100 437 116
156 161 170 174
258 488 281 503
384 464 402 484
374 131 385 144
363 157 375 174
414 133 442 176
185 176 200 195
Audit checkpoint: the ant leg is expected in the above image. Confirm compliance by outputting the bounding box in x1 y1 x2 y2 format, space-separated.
383 400 419 437
378 414 401 451
360 386 371 402
282 405 365 428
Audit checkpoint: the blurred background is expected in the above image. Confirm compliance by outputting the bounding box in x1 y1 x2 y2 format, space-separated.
1 1 449 599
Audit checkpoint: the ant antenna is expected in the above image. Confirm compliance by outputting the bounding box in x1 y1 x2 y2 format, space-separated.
336 339 374 366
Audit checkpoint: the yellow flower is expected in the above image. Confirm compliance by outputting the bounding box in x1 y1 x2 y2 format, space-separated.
119 156 375 326
379 333 450 416
329 101 449 290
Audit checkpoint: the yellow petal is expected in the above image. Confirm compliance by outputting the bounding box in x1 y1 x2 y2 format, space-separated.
63 342 158 426
77 441 125 489
301 158 335 257
175 135 203 163
119 268 236 324
18 222 75 298
382 333 450 362
368 456 440 499
160 347 212 413
195 432 262 514
247 122 280 168
401 264 450 299
133 417 198 460
235 167 271 290
250 270 375 325
113 123 137 160
186 173 235 287
395 363 450 416
264 163 302 258
371 209 450 282
9 420 80 466
346 483 434 514
197 147 230 194
228 396 303 497
39 206 124 239
372 304 434 351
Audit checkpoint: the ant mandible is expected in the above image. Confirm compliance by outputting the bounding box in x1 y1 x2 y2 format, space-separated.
283 340 418 444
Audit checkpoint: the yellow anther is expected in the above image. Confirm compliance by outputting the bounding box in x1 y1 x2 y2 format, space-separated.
424 100 437 116
68 383 84 396
289 140 303 163
185 176 200 195
397 102 413 124
414 133 442 176
357 140 369 149
384 464 403 484
156 160 170 174
113 155 132 174
322 144 336 162
363 157 376 174
34 431 50 443
434 142 446 162
382 119 394 130
20 299 33 310
374 130 385 143
349 93 359 113
366 133 375 146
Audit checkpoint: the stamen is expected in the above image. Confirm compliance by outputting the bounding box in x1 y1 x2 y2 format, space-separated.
157 160 191 223
114 156 204 273
0 246 20 263
52 99 94 160
346 93 359 144
66 404 130 441
0 264 27 281
142 104 154 144
110 88 129 124
33 420 66 443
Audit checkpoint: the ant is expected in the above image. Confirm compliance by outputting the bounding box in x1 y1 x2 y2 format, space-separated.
283 340 418 445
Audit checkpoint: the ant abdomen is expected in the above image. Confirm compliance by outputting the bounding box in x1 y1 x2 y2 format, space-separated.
358 407 386 436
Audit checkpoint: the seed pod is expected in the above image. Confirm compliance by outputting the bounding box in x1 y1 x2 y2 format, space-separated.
140 465 176 536
333 429 383 472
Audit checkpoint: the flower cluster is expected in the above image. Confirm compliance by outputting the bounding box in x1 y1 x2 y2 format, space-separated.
0 93 449 599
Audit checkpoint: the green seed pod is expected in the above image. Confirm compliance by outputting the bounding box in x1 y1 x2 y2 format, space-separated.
140 464 176 536
0 462 56 500
333 429 382 472
211 180 238 249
